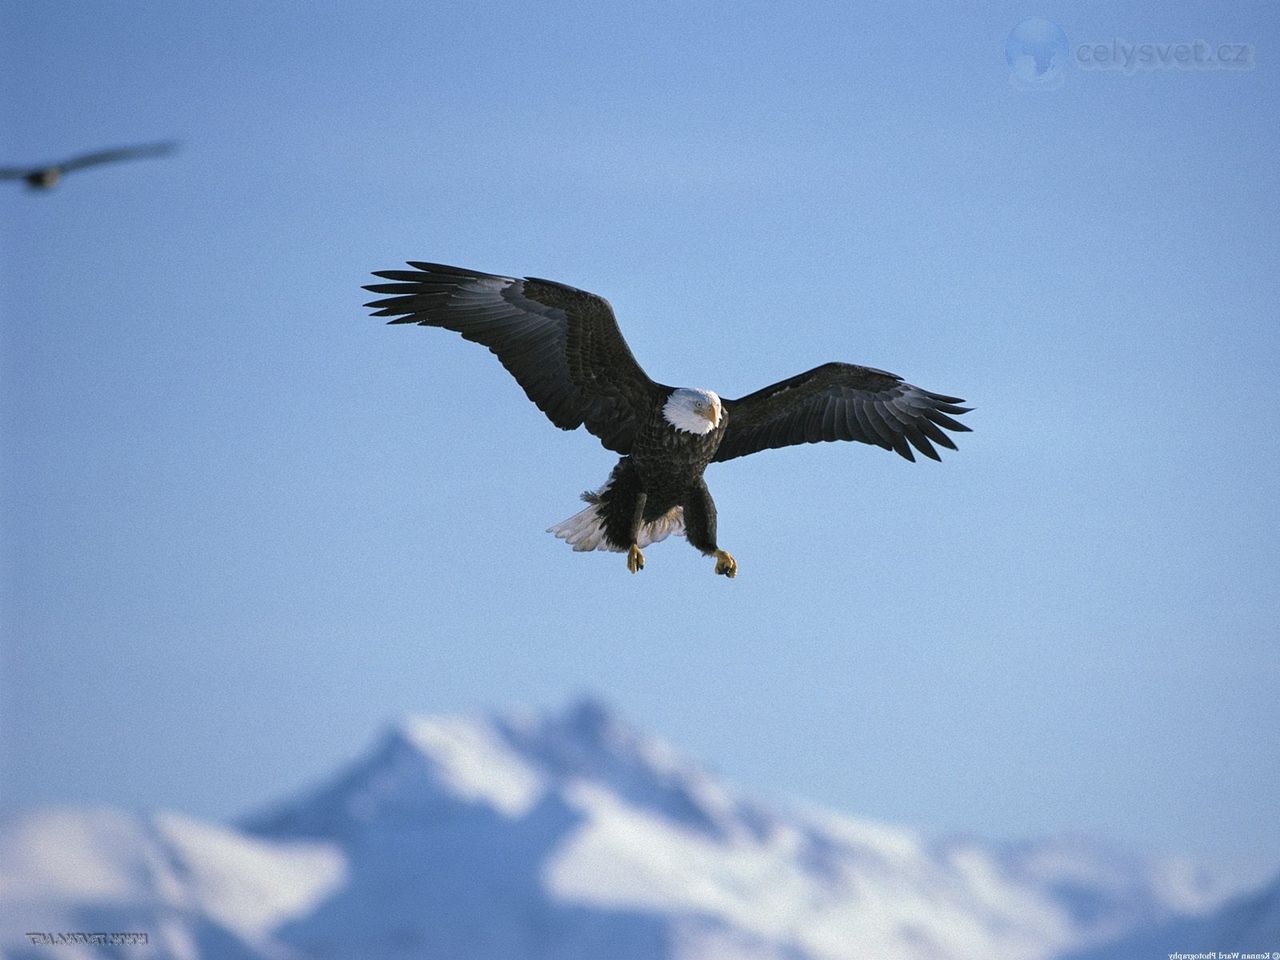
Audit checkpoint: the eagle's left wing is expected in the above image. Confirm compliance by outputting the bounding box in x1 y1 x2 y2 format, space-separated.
713 362 971 463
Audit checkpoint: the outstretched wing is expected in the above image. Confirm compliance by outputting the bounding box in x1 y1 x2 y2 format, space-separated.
713 362 971 463
364 262 665 453
60 141 179 173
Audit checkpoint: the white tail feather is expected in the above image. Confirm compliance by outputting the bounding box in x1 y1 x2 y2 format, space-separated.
638 507 685 547
547 501 619 552
548 502 685 553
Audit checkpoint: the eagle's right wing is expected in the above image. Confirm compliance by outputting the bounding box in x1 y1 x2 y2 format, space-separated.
364 262 666 454
714 362 971 463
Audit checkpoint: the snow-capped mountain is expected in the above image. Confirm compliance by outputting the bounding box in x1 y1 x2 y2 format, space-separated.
2 698 1275 960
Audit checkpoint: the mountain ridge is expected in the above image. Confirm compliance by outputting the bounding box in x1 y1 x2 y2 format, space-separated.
3 697 1274 960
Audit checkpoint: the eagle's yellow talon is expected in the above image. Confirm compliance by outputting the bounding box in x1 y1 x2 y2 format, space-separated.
627 544 645 574
714 549 737 578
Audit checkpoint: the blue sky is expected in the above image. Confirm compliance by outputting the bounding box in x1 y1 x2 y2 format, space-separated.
3 0 1277 886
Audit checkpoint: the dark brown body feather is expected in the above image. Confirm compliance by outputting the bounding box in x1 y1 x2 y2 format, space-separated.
609 401 730 553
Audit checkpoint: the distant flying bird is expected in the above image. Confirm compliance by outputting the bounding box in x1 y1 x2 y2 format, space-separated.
0 141 178 189
365 262 972 578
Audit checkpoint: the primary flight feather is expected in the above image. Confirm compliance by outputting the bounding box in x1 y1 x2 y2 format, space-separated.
364 261 971 577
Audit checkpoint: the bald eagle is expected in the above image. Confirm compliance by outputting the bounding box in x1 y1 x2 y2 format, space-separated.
364 262 971 577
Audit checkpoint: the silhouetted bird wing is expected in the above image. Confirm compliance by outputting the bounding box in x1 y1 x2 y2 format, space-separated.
59 141 178 173
713 362 972 463
2 141 178 187
364 262 668 454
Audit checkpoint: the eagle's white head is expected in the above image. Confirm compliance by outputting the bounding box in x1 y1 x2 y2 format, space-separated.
663 387 722 435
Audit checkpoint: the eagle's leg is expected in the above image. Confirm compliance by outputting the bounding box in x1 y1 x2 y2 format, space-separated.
713 550 738 578
627 491 647 574
684 480 736 579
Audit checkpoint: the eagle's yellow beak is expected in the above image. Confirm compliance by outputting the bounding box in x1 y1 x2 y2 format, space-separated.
707 402 721 428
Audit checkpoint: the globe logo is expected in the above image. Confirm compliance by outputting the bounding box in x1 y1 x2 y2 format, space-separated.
1006 18 1070 89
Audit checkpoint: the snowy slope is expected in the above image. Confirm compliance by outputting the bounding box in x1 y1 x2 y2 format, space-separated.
1061 874 1280 960
0 808 343 960
2 699 1271 960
